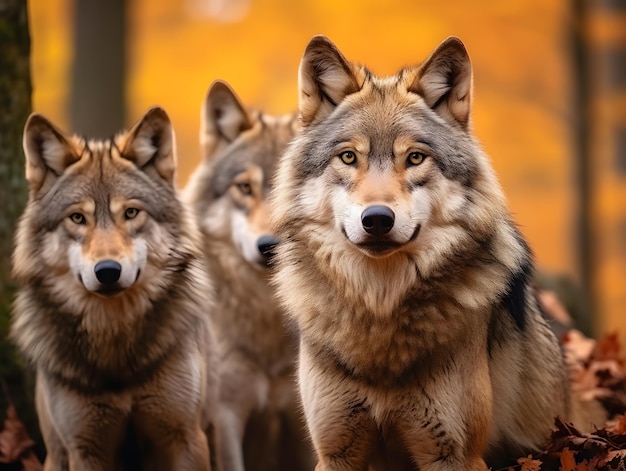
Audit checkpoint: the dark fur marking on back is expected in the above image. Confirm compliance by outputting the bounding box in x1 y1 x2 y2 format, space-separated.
501 252 532 331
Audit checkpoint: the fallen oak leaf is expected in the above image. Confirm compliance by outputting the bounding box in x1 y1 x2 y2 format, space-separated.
0 404 36 464
547 418 600 452
518 455 542 471
20 451 43 471
563 330 597 365
605 413 626 434
559 447 576 471
594 333 622 364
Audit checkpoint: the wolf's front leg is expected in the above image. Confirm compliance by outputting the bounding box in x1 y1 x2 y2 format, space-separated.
398 355 492 471
165 425 211 471
299 349 377 471
40 377 129 471
308 403 377 471
213 406 247 471
62 406 127 471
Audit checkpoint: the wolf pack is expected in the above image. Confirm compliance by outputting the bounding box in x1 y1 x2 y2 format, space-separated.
10 35 574 470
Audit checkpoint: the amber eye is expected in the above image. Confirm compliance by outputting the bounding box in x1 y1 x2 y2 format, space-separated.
407 152 426 166
125 208 140 220
339 151 357 165
69 213 86 225
236 182 253 196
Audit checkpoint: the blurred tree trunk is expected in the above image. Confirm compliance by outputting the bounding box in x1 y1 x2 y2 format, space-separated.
0 0 42 460
71 0 126 137
0 0 30 295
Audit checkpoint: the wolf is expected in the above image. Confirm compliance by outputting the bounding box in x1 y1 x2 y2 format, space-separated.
11 107 218 471
183 80 313 471
270 35 570 470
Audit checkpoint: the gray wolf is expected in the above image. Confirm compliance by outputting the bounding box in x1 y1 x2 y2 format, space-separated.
11 107 219 470
184 80 313 471
270 35 570 470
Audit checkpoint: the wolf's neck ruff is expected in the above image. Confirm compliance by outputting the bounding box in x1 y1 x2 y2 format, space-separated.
13 270 199 394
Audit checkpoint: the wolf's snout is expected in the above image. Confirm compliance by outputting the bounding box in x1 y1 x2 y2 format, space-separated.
361 205 395 236
257 234 279 259
94 260 122 285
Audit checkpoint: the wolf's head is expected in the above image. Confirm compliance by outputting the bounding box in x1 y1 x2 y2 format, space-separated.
184 80 297 269
272 36 515 279
13 107 195 305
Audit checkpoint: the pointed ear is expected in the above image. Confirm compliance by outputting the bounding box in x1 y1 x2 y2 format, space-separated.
122 106 176 185
409 37 472 129
201 80 252 156
298 35 362 127
22 113 80 193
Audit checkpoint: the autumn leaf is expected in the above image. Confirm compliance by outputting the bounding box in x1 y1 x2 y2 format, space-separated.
518 455 542 471
594 333 622 364
20 451 43 471
605 413 626 434
0 403 42 470
559 447 576 471
0 404 35 463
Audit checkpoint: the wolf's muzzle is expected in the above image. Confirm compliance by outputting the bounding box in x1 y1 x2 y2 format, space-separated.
257 235 279 261
361 205 395 236
94 260 122 285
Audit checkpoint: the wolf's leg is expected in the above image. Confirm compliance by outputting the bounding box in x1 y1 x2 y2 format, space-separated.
214 406 247 471
36 379 68 471
39 377 128 471
305 395 377 471
213 351 270 471
63 408 127 471
398 354 492 471
164 424 211 471
299 347 377 471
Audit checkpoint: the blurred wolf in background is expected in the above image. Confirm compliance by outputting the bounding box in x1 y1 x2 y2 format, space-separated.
270 35 570 470
184 80 313 471
11 107 218 470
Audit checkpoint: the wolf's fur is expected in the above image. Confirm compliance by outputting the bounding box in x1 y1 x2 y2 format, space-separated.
11 108 218 471
184 81 313 471
270 36 569 470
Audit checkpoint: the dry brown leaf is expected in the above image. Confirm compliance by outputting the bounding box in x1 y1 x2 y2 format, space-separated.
20 450 43 471
563 330 597 365
559 447 576 471
518 455 543 471
605 413 626 434
594 333 622 364
0 404 35 463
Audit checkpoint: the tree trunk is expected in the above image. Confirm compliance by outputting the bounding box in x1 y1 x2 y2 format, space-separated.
0 0 30 294
0 0 42 460
70 0 126 137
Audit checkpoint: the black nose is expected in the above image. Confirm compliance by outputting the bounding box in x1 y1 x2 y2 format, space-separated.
257 235 279 259
94 260 122 285
361 205 395 236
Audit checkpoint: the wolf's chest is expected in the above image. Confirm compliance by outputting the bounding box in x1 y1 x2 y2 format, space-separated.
306 298 482 387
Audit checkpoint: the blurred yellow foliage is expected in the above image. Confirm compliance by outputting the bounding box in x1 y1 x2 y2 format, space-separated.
28 0 626 340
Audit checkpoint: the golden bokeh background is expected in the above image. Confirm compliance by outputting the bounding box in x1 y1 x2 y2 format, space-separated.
28 0 626 341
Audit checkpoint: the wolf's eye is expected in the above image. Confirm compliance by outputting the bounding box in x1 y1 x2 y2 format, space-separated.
125 208 140 220
69 213 86 225
407 152 426 166
339 151 357 165
236 182 253 196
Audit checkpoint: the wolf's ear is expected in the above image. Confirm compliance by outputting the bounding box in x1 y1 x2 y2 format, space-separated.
201 80 252 156
298 35 362 127
122 106 177 185
22 113 81 193
409 37 472 129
